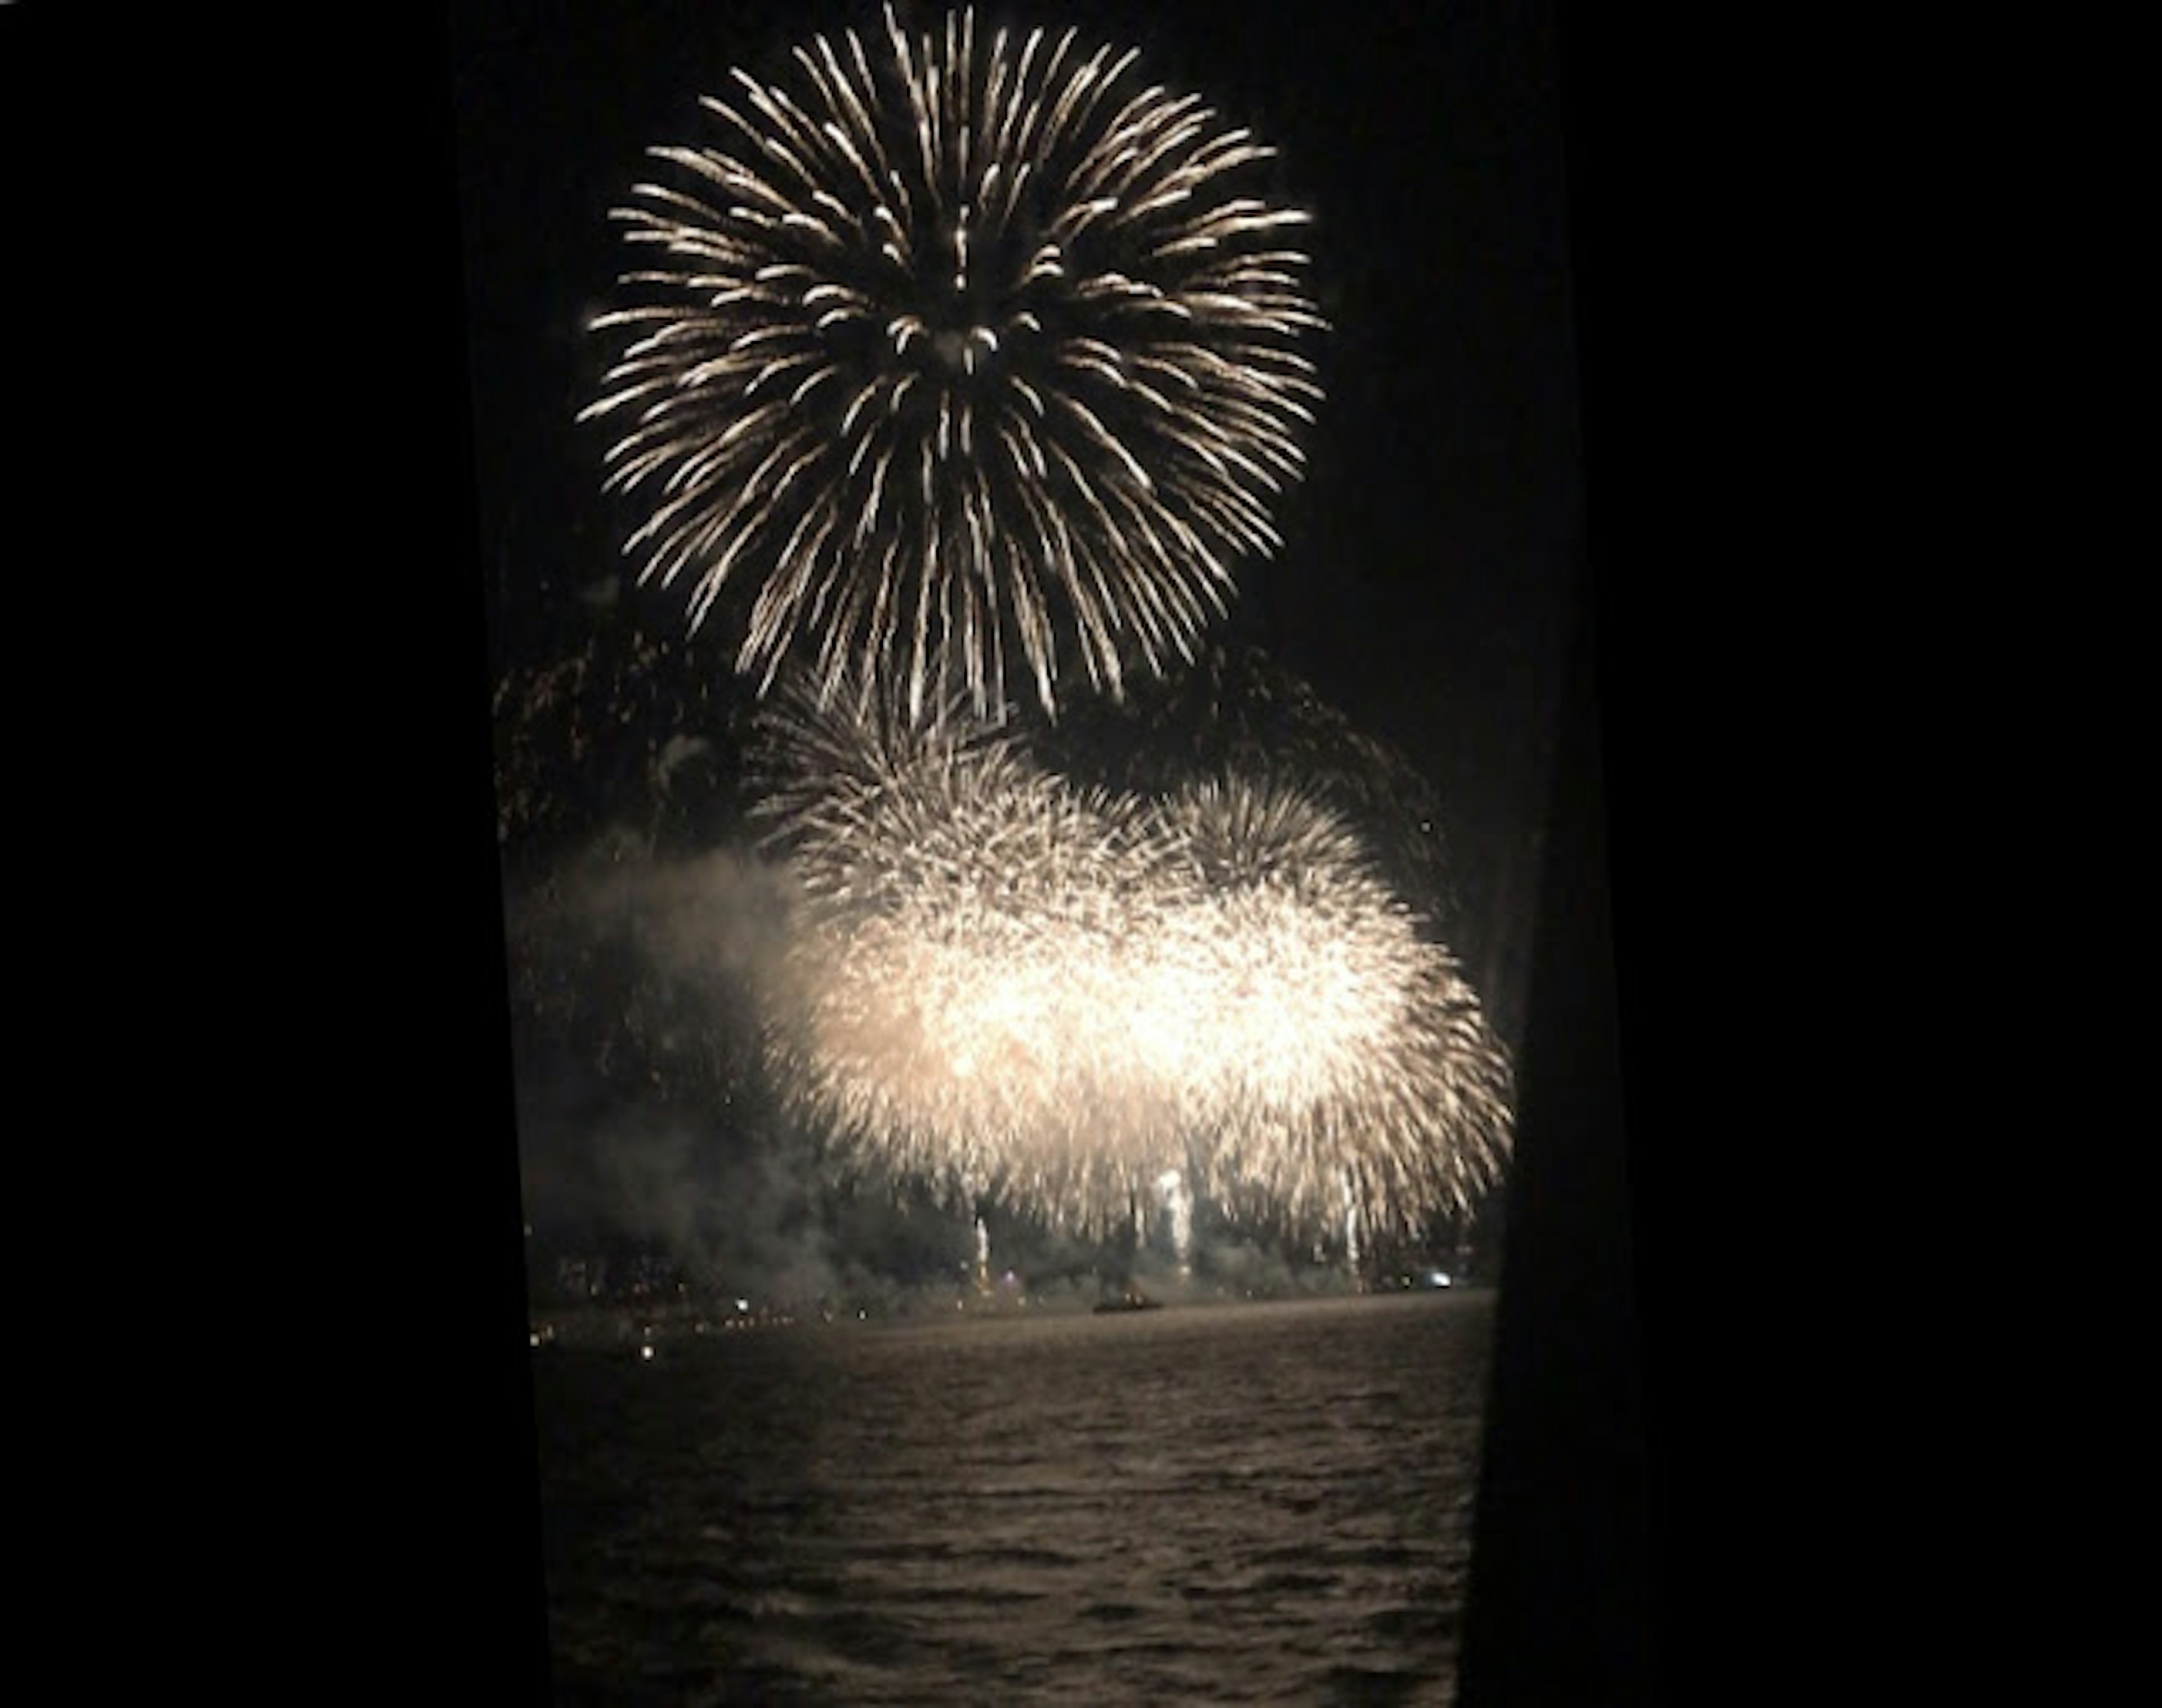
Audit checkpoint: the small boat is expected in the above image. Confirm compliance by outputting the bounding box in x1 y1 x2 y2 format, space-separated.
1093 1288 1162 1314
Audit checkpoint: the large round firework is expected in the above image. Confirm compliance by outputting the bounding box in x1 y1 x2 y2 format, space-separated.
583 3 1323 722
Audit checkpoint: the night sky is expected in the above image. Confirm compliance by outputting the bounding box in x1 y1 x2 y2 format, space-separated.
449 0 1586 1276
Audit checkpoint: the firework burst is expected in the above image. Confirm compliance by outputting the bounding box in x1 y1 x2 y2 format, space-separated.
583 3 1323 721
749 690 1511 1244
1033 645 1468 937
1148 776 1511 1240
751 682 1185 1231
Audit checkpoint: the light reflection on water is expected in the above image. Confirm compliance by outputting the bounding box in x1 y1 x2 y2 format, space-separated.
532 1290 1494 1706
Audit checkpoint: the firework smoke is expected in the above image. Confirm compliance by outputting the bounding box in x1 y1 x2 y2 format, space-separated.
749 688 1511 1245
583 4 1323 721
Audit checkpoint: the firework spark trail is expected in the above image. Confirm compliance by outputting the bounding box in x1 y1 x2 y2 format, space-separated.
583 4 1323 722
751 690 1511 1243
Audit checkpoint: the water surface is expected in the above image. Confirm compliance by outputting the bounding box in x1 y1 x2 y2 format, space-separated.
533 1290 1493 1705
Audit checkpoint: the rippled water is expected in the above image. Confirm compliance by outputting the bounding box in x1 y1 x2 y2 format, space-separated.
531 1290 1494 1705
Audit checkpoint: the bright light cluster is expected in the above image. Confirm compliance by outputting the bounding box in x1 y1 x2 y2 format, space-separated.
752 692 1512 1243
583 3 1322 721
566 8 1513 1256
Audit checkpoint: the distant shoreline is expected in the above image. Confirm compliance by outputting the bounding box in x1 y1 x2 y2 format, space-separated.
528 1276 1494 1350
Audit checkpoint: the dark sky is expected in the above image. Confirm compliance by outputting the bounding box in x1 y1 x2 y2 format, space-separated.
449 0 1587 1252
